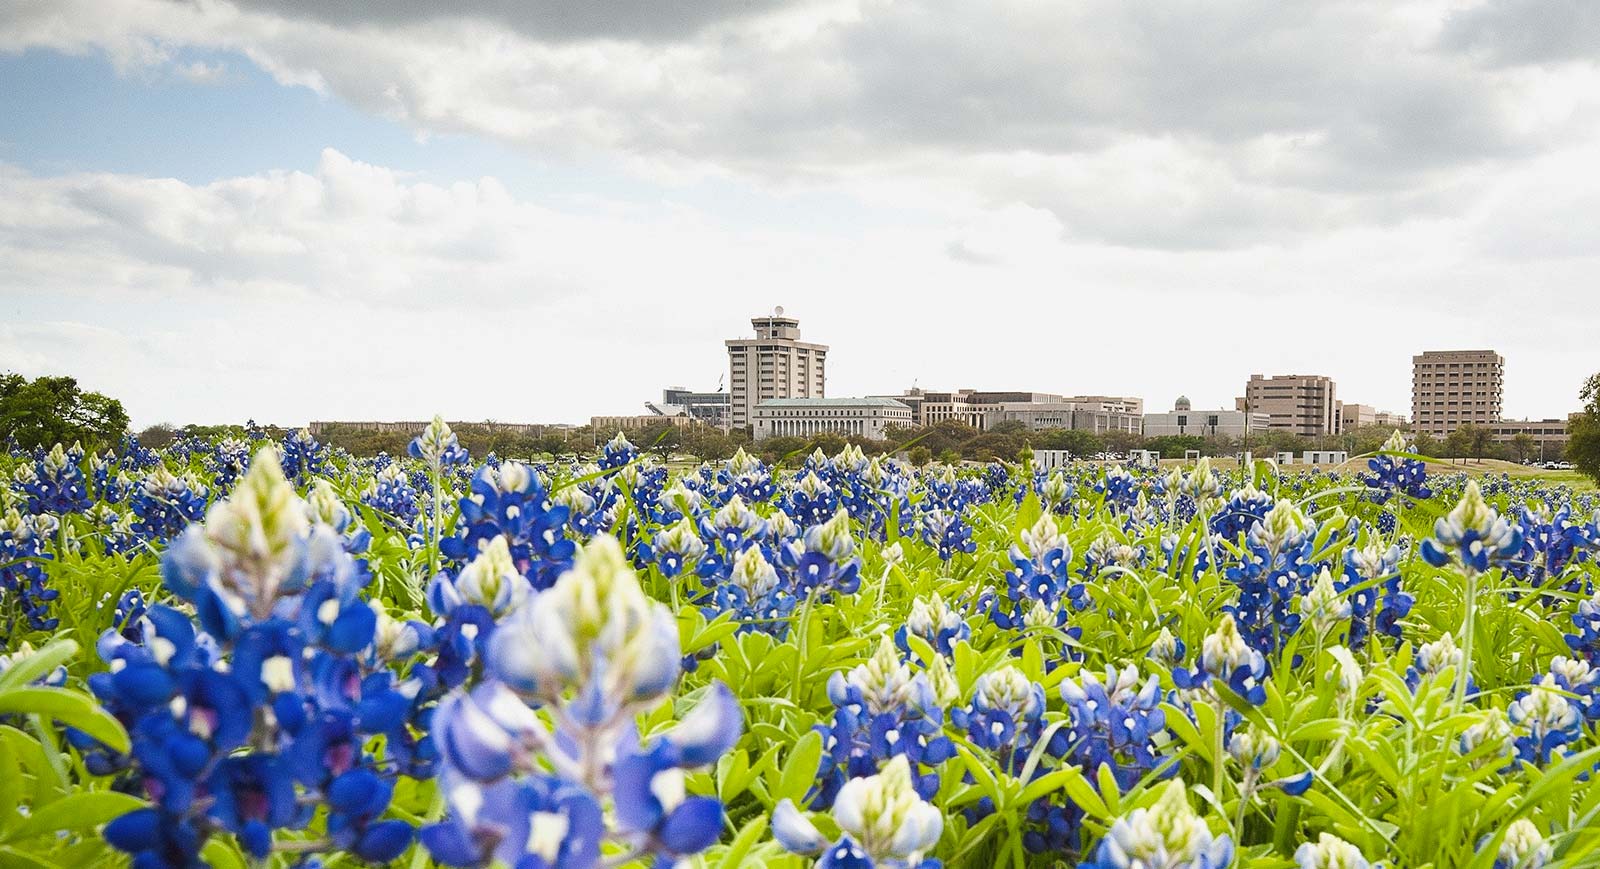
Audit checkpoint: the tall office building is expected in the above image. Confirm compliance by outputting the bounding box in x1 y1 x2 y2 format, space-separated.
726 308 828 431
1411 350 1504 438
1239 374 1339 437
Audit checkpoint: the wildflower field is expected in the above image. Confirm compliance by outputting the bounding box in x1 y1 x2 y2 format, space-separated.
3 421 1600 869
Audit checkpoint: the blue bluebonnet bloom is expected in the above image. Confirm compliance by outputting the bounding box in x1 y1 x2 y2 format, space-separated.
920 508 976 562
789 471 842 529
279 428 328 484
96 449 420 868
598 431 639 472
774 756 944 869
1058 664 1177 791
1507 675 1583 766
129 466 210 545
441 461 576 591
362 464 421 529
999 514 1085 621
1365 430 1432 504
952 665 1046 774
813 636 955 809
1406 632 1475 695
1507 503 1590 591
1173 614 1268 705
1420 481 1523 575
90 449 132 503
409 416 469 470
896 593 970 659
717 448 776 505
13 442 91 515
0 508 58 636
424 535 741 868
1340 538 1411 649
1080 780 1232 869
1566 590 1600 665
1097 465 1142 514
1222 500 1322 659
1210 483 1274 543
210 437 252 491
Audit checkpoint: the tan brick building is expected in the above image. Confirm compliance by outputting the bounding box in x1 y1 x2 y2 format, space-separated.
1411 350 1504 438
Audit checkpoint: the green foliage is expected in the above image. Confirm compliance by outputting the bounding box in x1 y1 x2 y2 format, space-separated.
0 374 129 451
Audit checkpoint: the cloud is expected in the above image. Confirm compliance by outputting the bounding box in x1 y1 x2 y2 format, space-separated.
1439 0 1600 67
4 0 1596 250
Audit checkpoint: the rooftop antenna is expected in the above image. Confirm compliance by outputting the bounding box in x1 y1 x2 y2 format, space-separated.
773 305 785 317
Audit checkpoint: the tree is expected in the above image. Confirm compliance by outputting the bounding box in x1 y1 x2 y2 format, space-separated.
1509 432 1537 464
1444 424 1494 463
1570 372 1600 484
0 373 130 450
907 446 932 467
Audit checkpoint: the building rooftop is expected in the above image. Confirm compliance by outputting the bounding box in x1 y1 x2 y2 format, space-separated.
756 397 910 408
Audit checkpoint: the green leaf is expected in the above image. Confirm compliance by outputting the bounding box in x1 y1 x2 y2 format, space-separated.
715 815 770 869
775 730 823 805
2 791 146 843
0 688 129 754
0 640 79 693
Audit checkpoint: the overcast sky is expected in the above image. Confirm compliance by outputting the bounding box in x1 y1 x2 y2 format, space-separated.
2 0 1597 428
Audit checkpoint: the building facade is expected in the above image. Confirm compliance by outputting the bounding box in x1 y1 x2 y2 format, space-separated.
981 403 1143 434
1412 350 1504 438
752 398 914 442
1339 404 1410 432
727 310 828 432
1059 395 1145 416
589 414 703 433
873 388 1142 432
1489 417 1571 461
1240 374 1339 437
649 387 731 429
1144 396 1270 438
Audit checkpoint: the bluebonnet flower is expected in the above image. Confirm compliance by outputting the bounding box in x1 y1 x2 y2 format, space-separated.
0 508 58 635
425 535 741 867
1097 465 1142 514
1365 430 1431 504
1543 655 1600 720
1223 500 1321 659
1507 503 1589 591
1079 780 1232 869
1173 614 1268 705
599 431 639 472
1058 664 1177 791
1039 469 1075 515
1340 538 1411 649
1298 568 1352 642
1210 483 1274 542
1000 514 1085 619
1565 590 1600 665
896 593 969 659
921 508 975 562
409 416 468 470
653 517 708 578
97 449 420 868
717 448 776 505
790 508 864 597
1294 833 1370 869
211 437 252 491
304 479 372 556
279 428 328 484
813 636 955 809
120 434 159 471
789 471 841 529
774 756 944 869
129 466 210 545
90 449 132 503
1507 675 1582 766
14 442 91 515
362 464 420 528
441 461 576 591
1406 632 1474 695
1489 819 1551 869
952 665 1045 774
1420 480 1523 575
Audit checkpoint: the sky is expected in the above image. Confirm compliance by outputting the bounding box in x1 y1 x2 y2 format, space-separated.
1 0 1598 428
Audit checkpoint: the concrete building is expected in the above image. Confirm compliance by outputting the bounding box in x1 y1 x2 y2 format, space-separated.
1489 417 1572 461
1412 350 1504 438
1239 374 1339 437
648 387 731 429
982 404 1143 434
1060 395 1145 416
589 414 703 432
873 388 1142 432
1339 404 1409 432
309 420 557 437
727 309 828 432
1144 396 1270 438
752 398 914 442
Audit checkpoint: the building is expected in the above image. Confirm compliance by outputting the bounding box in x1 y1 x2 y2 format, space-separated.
872 388 1142 432
308 420 556 437
1488 417 1572 461
648 387 731 429
1060 395 1145 416
1144 396 1270 438
1412 350 1504 438
1339 404 1408 432
727 309 829 432
752 398 914 442
981 404 1143 434
589 414 704 433
1239 374 1338 437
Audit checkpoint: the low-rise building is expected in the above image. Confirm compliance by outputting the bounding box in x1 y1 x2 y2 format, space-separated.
752 397 914 441
590 414 704 432
982 403 1142 434
1340 403 1409 431
874 387 1142 432
1144 396 1270 438
1239 374 1339 437
1489 417 1572 461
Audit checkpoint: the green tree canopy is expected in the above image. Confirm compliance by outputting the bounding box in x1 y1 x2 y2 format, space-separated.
0 374 130 451
1571 372 1600 483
